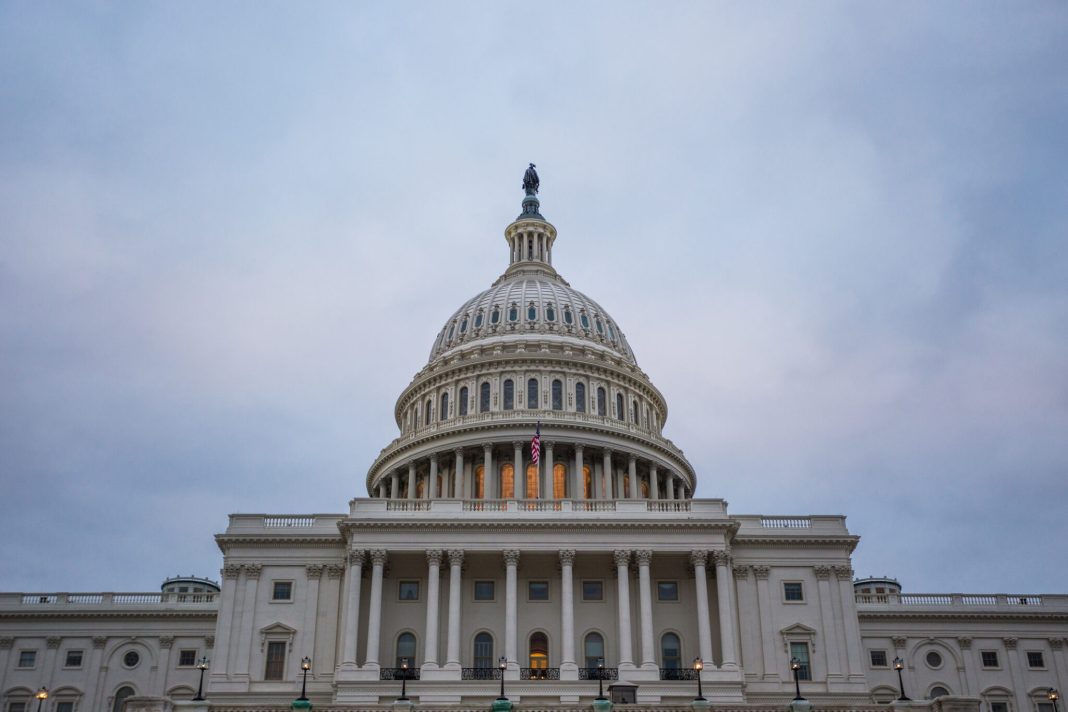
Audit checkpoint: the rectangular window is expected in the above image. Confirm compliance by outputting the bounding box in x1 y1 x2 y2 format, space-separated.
178 649 197 667
64 649 84 668
582 580 604 601
869 650 888 667
399 581 420 601
1026 651 1045 668
474 581 495 601
528 581 549 601
8 703 27 712
264 641 286 680
17 650 36 668
1038 704 1055 712
271 581 292 601
981 650 1000 668
56 704 74 712
790 642 811 680
657 581 679 601
783 582 804 602
990 702 1009 712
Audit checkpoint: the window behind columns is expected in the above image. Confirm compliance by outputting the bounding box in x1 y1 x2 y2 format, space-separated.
575 382 586 412
474 632 494 668
480 382 490 412
440 392 449 421
661 633 681 669
529 632 549 669
597 387 606 416
527 378 538 409
584 632 604 668
552 379 563 410
501 463 515 498
526 463 539 498
474 465 485 499
616 393 624 421
503 379 515 410
583 465 592 499
553 463 567 499
459 386 469 416
396 632 417 668
632 400 639 424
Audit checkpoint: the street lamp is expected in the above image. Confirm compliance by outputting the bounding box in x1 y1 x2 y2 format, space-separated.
398 658 410 701
297 656 311 702
193 656 209 701
893 657 910 701
35 688 48 712
693 658 705 701
790 658 805 701
498 656 509 700
1048 688 1060 712
596 658 607 700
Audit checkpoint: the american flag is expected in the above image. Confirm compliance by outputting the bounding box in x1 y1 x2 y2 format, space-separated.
530 421 541 466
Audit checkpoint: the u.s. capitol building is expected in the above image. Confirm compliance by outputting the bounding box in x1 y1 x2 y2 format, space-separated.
2 172 1066 712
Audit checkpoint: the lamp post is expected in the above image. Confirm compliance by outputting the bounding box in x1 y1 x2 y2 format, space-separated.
497 656 509 700
193 656 209 701
34 688 48 712
596 658 607 700
297 656 311 702
1048 689 1060 712
693 658 705 701
397 658 410 701
893 657 910 701
790 658 805 701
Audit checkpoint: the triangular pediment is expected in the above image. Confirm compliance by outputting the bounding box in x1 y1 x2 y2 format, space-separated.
259 621 297 636
779 622 817 636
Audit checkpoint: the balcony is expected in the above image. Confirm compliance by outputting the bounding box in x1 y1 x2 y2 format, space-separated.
855 592 1068 609
520 667 560 680
461 667 501 680
659 667 700 680
578 667 618 681
379 667 421 681
0 591 218 610
352 497 730 519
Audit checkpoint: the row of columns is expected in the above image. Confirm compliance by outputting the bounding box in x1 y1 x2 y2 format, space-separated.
375 443 689 501
338 548 736 672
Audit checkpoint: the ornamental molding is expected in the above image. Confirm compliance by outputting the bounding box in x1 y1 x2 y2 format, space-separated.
427 549 444 566
711 549 732 567
243 563 263 579
832 565 854 580
448 549 465 566
780 622 819 652
370 550 389 566
634 550 653 566
859 611 1068 623
222 564 242 579
559 549 576 566
338 520 735 534
503 550 521 566
204 635 215 649
689 550 708 568
732 565 750 580
730 536 861 552
0 610 218 622
614 550 632 567
1049 638 1064 650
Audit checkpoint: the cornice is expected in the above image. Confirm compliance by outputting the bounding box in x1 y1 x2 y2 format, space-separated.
215 534 345 554
338 519 737 533
858 610 1068 623
0 610 218 621
732 536 860 552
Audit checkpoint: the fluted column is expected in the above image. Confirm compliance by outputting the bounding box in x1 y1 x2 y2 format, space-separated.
559 550 577 676
636 550 656 668
649 464 659 500
390 472 400 500
340 550 365 667
713 550 738 669
628 455 639 499
574 445 584 499
424 550 442 666
446 550 464 667
453 449 464 500
691 550 713 663
504 550 520 669
364 550 387 668
665 472 675 500
814 566 841 679
614 550 634 667
543 442 554 499
378 481 387 498
602 449 613 499
234 563 261 677
428 454 439 499
407 461 416 500
834 565 865 679
513 440 523 498
753 566 778 680
483 443 495 499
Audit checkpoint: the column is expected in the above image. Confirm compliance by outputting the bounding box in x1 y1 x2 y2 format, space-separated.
390 472 400 500
560 550 577 675
453 449 464 500
483 443 495 499
614 550 634 667
0 638 11 695
628 455 639 499
407 461 416 500
513 441 523 498
1005 638 1029 712
504 550 520 669
649 463 659 500
635 550 656 668
303 565 324 668
424 550 442 667
665 473 675 500
603 450 613 499
543 442 554 500
833 565 865 680
377 481 387 498
446 550 464 668
155 638 174 692
574 445 584 499
753 566 778 680
691 551 714 663
234 563 262 677
814 566 841 679
958 638 977 696
1049 638 1067 696
341 550 365 666
713 550 738 669
428 454 438 499
212 564 242 678
84 637 107 710
364 550 387 668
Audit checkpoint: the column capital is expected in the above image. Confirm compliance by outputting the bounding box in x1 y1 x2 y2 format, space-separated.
482 442 493 451
892 635 908 649
348 549 367 566
1048 637 1064 650
370 549 388 566
222 564 242 579
544 440 554 450
628 453 637 464
159 636 174 649
559 549 576 566
326 564 345 579
244 563 262 579
832 565 854 581
752 565 770 580
429 452 439 463
813 565 832 580
448 549 464 566
0 637 11 650
689 550 708 568
454 447 464 457
575 443 584 453
47 636 62 649
306 564 325 578
204 635 215 649
92 636 107 649
614 549 631 567
733 565 750 579
1002 637 1018 650
503 549 521 566
957 637 973 650
711 549 732 567
513 440 523 449
427 549 444 566
634 549 653 566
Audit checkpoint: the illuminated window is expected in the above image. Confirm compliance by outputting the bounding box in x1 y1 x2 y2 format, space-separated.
529 632 549 669
501 463 515 499
583 465 592 499
474 465 485 499
553 463 567 499
526 463 539 499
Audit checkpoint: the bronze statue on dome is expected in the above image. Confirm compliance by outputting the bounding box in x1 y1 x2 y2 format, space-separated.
522 163 540 196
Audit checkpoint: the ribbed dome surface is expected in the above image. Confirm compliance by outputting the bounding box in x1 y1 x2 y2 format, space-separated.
428 272 637 364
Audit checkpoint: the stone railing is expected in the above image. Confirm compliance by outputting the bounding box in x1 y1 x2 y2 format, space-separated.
856 593 1066 607
360 498 724 518
733 514 852 538
3 591 217 608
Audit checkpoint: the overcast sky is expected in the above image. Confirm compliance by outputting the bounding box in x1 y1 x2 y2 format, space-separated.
2 3 1067 595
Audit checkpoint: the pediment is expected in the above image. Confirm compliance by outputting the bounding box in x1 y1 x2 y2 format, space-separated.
259 621 298 651
779 622 817 636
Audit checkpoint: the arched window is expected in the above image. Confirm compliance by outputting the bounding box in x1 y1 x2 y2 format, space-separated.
546 304 556 322
595 317 604 334
575 382 586 412
474 465 485 499
501 463 515 499
447 323 455 340
583 465 593 499
928 686 951 699
580 311 590 329
527 378 539 409
440 392 449 421
553 463 567 499
113 686 136 712
460 317 468 334
474 632 494 669
640 479 649 498
526 463 539 499
529 632 549 670
632 400 639 424
475 311 484 328
425 399 433 426
459 386 469 416
508 303 519 322
396 632 417 668
503 379 514 410
563 307 573 325
480 382 490 413
584 632 605 669
527 303 537 321
616 393 624 421
552 379 563 410
661 633 681 669
596 387 606 416
491 307 501 325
